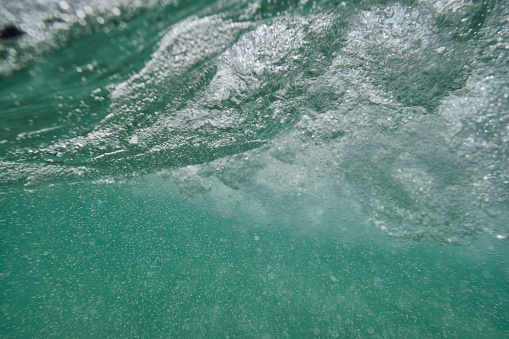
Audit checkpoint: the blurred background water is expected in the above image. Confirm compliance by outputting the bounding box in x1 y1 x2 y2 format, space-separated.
1 0 508 337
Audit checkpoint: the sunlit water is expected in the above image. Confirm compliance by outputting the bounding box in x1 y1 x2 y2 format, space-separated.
1 0 508 337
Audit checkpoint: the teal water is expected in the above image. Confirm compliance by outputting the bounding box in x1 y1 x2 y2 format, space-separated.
1 0 508 337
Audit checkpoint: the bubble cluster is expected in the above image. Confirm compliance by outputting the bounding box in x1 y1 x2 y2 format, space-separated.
1 0 507 243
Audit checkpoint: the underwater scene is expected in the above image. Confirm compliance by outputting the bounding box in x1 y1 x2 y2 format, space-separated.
1 0 508 337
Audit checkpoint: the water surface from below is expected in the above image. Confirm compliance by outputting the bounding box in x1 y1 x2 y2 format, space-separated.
1 0 508 336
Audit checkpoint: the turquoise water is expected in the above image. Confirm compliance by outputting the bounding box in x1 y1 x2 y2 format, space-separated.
1 0 508 337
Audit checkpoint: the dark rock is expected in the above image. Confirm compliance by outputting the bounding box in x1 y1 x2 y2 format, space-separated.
0 25 24 39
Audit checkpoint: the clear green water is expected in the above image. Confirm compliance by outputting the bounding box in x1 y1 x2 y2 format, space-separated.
1 0 508 337
2 177 509 337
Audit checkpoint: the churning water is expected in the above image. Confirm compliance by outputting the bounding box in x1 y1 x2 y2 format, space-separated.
1 0 508 337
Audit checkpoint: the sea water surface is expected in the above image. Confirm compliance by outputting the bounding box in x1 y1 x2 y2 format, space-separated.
1 0 508 337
